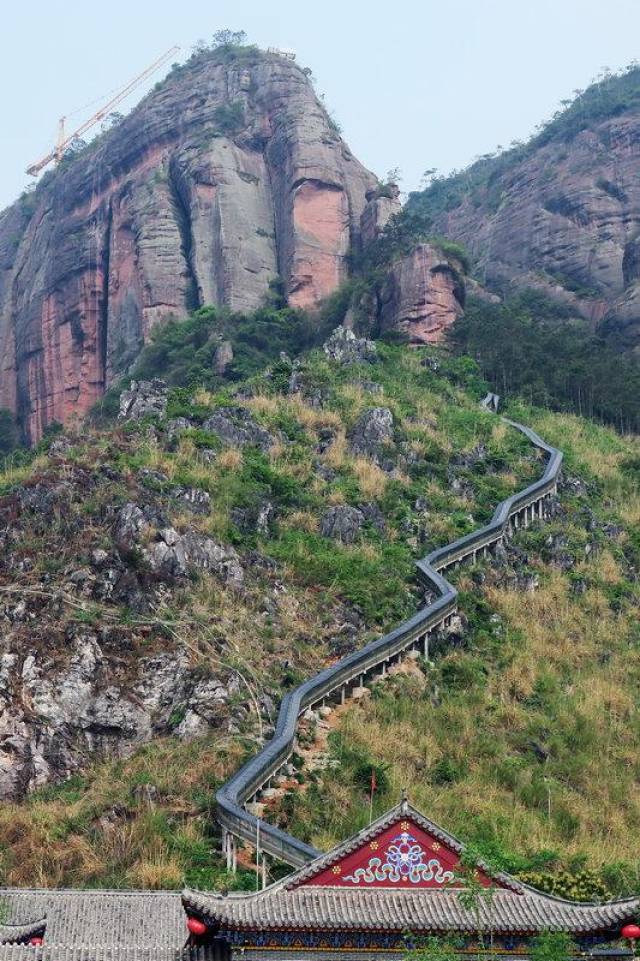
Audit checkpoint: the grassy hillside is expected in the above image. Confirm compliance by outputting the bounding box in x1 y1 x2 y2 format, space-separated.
0 329 538 889
276 405 640 898
1 307 638 897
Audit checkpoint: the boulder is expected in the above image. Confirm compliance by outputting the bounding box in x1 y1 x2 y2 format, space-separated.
145 530 244 587
231 501 274 536
119 380 168 421
171 486 211 515
164 417 192 438
359 502 386 533
113 503 148 549
323 327 378 365
348 407 394 461
320 505 365 544
203 407 273 450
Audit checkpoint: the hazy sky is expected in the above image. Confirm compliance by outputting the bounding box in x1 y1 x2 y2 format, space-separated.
3 0 640 211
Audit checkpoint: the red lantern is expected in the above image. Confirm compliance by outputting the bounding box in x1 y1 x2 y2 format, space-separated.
29 937 43 947
186 917 208 937
622 925 640 941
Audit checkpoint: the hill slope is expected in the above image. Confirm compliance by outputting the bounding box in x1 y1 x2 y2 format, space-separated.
407 64 640 350
0 325 540 887
278 404 640 898
0 318 638 899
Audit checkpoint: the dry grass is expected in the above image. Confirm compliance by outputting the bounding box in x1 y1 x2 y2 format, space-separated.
284 396 342 431
351 457 388 499
128 847 184 889
281 511 319 534
217 448 243 470
283 403 640 874
192 387 214 407
323 432 347 468
246 395 279 416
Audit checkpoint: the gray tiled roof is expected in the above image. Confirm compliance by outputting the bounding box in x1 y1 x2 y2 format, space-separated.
182 886 640 935
0 890 185 949
0 949 216 961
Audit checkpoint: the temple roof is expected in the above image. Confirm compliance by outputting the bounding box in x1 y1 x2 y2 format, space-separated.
182 801 640 936
280 799 521 892
182 885 640 935
0 889 184 949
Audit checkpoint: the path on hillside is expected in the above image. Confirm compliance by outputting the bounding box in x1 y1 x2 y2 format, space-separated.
216 402 563 873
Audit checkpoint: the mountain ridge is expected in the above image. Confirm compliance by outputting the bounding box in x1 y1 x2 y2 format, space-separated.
406 64 640 350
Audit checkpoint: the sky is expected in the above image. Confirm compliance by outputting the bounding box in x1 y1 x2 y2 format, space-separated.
3 0 640 210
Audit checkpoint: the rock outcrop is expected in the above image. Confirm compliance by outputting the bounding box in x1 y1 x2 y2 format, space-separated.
119 380 168 421
0 47 377 442
0 632 245 800
320 505 364 544
348 407 395 463
378 244 465 343
322 326 378 365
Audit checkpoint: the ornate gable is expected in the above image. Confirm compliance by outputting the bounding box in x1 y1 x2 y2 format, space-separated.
287 801 515 891
301 815 477 888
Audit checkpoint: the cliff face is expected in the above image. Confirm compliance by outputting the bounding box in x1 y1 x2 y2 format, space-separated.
0 49 377 442
408 71 640 350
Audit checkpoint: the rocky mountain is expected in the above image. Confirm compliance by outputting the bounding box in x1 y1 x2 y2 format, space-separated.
407 65 640 350
0 45 381 443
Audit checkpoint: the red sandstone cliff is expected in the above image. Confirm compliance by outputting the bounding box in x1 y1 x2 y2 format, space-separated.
0 47 378 442
378 244 465 344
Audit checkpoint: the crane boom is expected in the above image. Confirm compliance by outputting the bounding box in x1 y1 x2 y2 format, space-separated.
26 45 180 177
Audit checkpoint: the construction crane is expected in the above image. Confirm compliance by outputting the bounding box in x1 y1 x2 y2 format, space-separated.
26 45 180 177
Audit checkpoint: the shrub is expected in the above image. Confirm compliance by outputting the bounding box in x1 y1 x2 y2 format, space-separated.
530 932 575 961
0 409 20 455
213 100 245 135
521 869 611 901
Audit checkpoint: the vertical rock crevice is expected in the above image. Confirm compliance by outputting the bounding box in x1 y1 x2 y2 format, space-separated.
167 157 202 313
99 202 113 392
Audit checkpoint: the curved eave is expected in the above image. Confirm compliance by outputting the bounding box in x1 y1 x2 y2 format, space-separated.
182 887 640 936
0 918 46 945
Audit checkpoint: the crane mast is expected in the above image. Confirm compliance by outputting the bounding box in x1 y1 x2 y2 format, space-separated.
26 45 180 177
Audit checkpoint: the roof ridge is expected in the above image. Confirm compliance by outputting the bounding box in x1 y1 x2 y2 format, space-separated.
0 888 182 897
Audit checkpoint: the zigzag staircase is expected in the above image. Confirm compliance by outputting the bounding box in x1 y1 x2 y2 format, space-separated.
216 394 563 872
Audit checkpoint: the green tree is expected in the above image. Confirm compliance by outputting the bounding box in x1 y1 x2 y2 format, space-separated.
530 931 575 961
0 409 19 455
455 846 498 951
212 29 247 48
403 935 459 961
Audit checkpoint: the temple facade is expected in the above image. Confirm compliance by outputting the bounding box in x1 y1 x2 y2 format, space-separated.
182 800 640 961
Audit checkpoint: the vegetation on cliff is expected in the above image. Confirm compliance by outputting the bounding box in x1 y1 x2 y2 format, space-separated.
406 63 640 224
448 293 640 433
0 305 638 898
